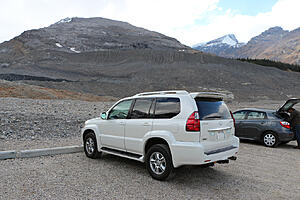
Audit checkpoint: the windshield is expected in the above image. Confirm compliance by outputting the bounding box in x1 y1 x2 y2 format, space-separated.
195 98 231 120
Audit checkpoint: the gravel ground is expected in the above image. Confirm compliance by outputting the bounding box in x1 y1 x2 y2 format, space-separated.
1 97 300 199
0 98 113 150
0 141 299 199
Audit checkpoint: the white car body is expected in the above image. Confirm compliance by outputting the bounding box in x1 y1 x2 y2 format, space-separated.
82 90 239 168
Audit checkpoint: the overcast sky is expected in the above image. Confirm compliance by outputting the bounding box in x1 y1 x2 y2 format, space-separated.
0 0 299 46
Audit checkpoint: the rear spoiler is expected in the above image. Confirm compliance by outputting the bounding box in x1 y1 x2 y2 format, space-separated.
190 92 233 100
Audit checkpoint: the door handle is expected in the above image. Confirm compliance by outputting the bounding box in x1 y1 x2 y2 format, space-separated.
119 122 125 125
143 122 151 126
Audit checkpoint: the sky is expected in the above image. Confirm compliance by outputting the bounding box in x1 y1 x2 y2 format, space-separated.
0 0 299 46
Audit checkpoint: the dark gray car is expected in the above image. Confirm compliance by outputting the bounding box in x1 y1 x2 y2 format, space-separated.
233 99 300 147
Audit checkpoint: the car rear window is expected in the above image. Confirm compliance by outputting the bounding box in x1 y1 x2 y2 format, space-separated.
154 98 180 119
195 98 231 120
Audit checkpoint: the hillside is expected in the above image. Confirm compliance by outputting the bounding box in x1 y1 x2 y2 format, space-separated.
0 17 300 101
0 79 114 101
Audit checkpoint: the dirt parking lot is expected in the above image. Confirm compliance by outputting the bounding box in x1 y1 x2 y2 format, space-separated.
1 141 300 199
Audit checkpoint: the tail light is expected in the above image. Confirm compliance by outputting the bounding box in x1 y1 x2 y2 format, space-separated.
230 111 235 128
186 111 200 131
280 121 290 129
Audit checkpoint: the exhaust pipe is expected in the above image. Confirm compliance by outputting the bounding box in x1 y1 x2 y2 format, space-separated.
228 156 237 161
217 159 229 164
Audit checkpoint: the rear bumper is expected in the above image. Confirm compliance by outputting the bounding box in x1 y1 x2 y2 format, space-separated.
278 129 295 142
170 136 239 168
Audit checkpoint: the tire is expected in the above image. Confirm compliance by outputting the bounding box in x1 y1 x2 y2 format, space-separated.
145 144 173 181
83 132 102 159
262 131 279 147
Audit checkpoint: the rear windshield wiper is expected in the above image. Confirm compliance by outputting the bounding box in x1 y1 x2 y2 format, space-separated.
203 116 222 119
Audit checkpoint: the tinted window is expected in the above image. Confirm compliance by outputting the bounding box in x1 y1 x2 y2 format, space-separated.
233 111 247 120
108 100 133 119
130 98 153 119
154 98 180 119
247 111 266 120
195 98 231 120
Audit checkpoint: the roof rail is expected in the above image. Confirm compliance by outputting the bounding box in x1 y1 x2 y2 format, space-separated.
135 90 189 96
190 92 228 99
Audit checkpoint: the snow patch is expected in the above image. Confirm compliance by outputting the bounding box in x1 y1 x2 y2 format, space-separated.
57 17 72 24
221 35 237 46
70 47 81 53
55 43 63 48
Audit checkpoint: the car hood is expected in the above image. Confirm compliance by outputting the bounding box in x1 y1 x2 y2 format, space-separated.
85 118 101 125
277 98 300 113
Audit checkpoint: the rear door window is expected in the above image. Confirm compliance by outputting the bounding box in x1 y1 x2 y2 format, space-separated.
130 98 153 119
233 111 247 120
195 98 231 120
154 98 180 119
246 111 266 120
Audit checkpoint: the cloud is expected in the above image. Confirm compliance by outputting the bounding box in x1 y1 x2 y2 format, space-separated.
184 0 300 45
0 0 299 46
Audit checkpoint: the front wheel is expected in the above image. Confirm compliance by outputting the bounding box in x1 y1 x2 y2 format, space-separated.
262 132 278 147
84 132 102 158
145 144 173 181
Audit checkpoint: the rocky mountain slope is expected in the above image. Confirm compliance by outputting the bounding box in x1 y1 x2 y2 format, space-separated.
193 26 300 65
193 34 244 57
0 17 300 101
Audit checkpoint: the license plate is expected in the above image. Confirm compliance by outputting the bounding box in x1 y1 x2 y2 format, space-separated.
217 131 225 140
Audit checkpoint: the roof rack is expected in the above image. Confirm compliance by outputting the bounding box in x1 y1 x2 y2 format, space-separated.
134 90 189 97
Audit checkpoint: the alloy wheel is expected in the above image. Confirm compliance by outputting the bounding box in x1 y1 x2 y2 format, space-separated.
264 133 276 146
149 152 166 175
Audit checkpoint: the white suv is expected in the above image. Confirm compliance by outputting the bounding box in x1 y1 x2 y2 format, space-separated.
82 90 239 180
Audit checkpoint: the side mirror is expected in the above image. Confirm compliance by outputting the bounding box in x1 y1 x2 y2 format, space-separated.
101 112 107 120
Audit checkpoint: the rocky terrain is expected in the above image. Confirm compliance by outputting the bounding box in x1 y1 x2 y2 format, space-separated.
193 26 300 65
0 17 300 101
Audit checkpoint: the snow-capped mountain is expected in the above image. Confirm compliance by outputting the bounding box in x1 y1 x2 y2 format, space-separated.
193 34 245 56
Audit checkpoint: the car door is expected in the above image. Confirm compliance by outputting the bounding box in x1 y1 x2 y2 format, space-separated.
125 98 154 154
233 110 248 137
241 111 267 140
99 99 133 150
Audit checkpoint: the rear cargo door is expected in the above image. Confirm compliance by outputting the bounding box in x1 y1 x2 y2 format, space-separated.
195 98 234 150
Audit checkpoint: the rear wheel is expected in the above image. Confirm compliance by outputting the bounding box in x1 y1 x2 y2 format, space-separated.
262 132 278 147
145 144 173 181
84 132 102 158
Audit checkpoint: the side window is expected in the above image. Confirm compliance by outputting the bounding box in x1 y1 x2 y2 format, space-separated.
233 111 247 120
130 98 153 119
247 111 266 120
108 100 133 119
154 98 180 119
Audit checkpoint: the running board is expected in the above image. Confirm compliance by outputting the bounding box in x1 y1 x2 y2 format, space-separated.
100 147 144 162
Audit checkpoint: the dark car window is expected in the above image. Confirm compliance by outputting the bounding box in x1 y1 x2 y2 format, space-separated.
246 111 266 120
195 98 231 120
130 98 153 119
233 111 247 120
108 100 133 119
154 98 180 119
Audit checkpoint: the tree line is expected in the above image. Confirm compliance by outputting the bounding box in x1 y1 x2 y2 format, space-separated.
237 58 300 73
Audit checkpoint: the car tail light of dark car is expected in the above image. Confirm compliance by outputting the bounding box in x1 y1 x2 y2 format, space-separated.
280 121 291 129
186 111 200 131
